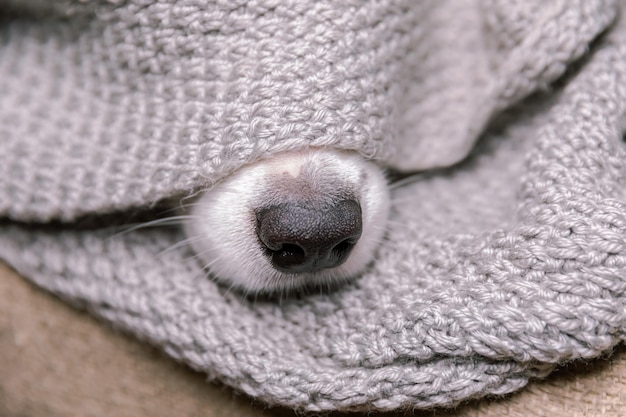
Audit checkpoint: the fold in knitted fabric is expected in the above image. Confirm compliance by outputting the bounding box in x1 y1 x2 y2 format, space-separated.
1 0 626 412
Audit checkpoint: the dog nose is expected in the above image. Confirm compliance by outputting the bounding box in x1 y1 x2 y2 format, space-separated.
256 200 362 273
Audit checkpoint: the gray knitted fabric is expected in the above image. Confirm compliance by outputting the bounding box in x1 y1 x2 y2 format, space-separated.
1 0 626 412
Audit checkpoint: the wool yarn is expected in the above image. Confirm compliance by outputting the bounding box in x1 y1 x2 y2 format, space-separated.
1 0 626 412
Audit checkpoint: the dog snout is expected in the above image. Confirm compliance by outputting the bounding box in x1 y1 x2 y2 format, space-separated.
256 200 362 274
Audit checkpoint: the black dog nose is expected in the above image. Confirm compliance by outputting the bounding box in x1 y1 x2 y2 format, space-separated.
256 200 362 273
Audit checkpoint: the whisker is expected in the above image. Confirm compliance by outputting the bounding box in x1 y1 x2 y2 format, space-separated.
182 245 224 263
371 222 399 232
379 218 406 225
223 274 244 299
157 235 209 256
200 257 224 272
367 237 390 247
154 206 184 217
107 215 199 240
182 256 226 286
170 202 208 213
389 173 427 190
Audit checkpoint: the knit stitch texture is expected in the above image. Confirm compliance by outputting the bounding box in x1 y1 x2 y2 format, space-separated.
1 0 626 412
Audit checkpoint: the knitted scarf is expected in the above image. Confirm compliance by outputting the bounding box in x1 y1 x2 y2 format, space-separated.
1 0 625 411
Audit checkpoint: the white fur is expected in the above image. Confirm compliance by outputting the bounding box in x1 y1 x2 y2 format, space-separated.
184 148 390 293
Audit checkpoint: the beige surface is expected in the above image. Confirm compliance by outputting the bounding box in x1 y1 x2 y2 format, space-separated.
1 261 625 417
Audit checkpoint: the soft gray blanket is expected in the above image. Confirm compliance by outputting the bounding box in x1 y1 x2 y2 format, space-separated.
1 0 626 412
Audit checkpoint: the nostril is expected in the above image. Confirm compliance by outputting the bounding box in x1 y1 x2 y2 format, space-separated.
272 243 306 269
331 239 356 262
